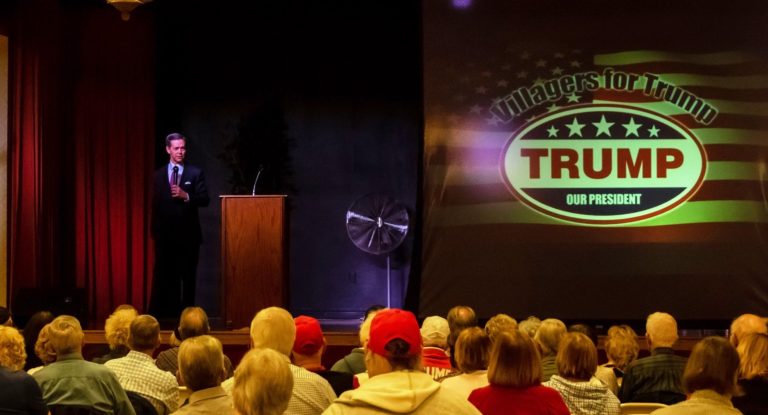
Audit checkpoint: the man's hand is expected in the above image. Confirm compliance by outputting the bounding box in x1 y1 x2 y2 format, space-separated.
170 184 189 201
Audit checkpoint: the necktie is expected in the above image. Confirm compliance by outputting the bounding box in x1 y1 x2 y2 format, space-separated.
171 166 179 187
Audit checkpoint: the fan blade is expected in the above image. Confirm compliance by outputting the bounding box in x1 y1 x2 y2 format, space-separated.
367 227 378 248
346 211 377 223
382 221 409 232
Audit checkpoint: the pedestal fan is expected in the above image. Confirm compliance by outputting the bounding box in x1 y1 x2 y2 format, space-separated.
345 194 409 307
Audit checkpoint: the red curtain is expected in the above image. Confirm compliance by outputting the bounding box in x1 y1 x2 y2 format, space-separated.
10 2 156 325
9 0 63 296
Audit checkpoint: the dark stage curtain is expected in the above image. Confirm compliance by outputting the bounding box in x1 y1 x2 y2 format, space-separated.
9 1 156 325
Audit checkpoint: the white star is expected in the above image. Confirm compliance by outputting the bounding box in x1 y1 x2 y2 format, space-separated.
592 115 615 137
535 59 547 68
566 93 581 103
533 77 545 85
570 60 581 68
547 103 560 112
623 117 643 137
469 104 483 114
554 52 564 58
648 125 661 138
520 51 531 60
546 125 559 138
475 86 488 94
516 70 528 79
486 116 501 126
566 117 585 137
551 67 564 76
497 80 509 87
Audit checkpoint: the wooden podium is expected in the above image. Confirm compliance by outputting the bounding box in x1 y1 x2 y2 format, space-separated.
220 195 287 329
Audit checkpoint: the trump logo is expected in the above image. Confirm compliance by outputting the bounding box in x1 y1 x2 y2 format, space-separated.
501 105 707 225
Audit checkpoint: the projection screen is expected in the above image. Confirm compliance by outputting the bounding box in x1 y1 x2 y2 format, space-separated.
420 0 768 320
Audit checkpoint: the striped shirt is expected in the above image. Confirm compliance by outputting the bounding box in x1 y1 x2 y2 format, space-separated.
618 347 687 405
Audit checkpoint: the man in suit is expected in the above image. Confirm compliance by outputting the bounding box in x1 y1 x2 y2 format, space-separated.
150 132 210 318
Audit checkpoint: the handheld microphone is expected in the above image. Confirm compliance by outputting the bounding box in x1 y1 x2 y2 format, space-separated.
251 165 264 196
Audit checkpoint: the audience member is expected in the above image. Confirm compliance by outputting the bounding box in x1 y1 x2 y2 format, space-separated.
156 307 234 378
569 323 619 395
650 336 741 415
619 312 687 404
362 305 385 321
93 305 138 364
291 315 353 396
32 315 135 415
544 332 620 415
23 311 54 371
420 315 453 379
0 306 13 327
323 308 481 415
106 315 180 415
28 324 56 375
601 324 639 387
730 313 767 348
447 305 477 367
534 318 566 381
468 330 569 415
233 348 293 415
0 326 47 415
330 309 380 375
518 316 542 339
732 333 768 415
174 335 232 415
223 307 336 415
484 314 517 342
441 327 491 398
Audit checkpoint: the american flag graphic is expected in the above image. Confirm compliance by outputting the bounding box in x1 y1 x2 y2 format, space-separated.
424 48 768 235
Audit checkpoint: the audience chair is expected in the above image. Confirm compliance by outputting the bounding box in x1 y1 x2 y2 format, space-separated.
127 391 159 415
620 402 668 414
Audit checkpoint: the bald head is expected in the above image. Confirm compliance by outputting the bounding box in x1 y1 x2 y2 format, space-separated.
646 312 678 349
249 307 296 357
730 314 767 347
447 306 477 331
179 307 210 340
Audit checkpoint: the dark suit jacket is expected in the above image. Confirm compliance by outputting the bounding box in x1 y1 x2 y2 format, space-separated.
151 164 210 244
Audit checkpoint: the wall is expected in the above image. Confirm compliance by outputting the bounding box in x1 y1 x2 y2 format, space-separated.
154 1 421 319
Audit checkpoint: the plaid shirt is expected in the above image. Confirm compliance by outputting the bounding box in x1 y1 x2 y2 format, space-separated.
544 375 621 415
106 350 180 415
618 347 687 405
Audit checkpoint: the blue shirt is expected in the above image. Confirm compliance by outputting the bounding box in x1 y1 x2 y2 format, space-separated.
167 163 185 185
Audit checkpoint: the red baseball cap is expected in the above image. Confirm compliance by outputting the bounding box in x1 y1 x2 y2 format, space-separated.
367 309 422 357
293 315 325 355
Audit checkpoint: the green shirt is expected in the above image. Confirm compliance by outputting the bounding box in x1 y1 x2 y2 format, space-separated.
33 352 136 415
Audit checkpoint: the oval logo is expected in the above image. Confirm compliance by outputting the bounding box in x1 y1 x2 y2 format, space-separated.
501 104 707 225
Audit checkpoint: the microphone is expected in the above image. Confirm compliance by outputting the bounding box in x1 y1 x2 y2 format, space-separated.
251 165 264 196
